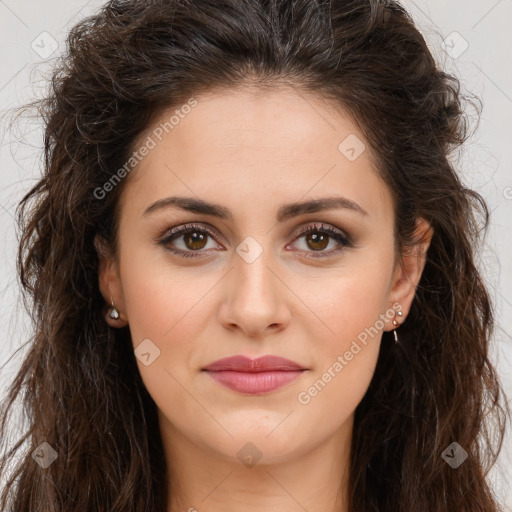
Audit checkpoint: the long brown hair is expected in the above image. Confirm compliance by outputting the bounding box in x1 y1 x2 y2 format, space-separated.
1 0 509 510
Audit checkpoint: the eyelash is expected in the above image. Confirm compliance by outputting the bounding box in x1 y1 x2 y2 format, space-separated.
157 222 352 259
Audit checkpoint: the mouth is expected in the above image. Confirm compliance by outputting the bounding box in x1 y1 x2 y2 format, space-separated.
201 355 308 395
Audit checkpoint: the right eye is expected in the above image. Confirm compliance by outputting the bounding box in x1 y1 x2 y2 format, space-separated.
157 223 224 258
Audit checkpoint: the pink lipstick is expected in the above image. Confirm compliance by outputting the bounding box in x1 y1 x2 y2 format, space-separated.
202 355 307 394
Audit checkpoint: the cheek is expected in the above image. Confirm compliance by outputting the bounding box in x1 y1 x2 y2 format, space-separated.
292 263 390 412
115 245 196 378
294 337 380 444
118 235 218 344
300 263 392 349
119 263 213 428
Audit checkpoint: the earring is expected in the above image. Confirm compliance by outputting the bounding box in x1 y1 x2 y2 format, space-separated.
109 294 120 320
392 310 403 344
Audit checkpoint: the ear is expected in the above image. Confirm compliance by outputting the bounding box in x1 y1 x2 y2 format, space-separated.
386 217 433 329
94 234 128 327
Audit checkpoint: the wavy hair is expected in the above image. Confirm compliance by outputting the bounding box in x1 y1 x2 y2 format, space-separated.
0 0 509 510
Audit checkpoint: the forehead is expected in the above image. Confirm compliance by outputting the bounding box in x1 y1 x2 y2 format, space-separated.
120 86 393 224
156 86 366 156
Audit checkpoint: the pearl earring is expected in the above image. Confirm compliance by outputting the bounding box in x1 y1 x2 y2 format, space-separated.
109 294 120 320
392 310 403 344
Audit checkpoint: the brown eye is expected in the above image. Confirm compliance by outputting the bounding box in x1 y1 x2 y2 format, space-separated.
158 223 222 258
304 231 329 251
288 222 352 258
182 230 208 250
158 221 352 260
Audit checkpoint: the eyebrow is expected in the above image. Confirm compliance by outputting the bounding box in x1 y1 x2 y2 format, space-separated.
141 195 368 221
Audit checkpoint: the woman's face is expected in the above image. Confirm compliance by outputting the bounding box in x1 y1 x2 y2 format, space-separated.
97 86 429 467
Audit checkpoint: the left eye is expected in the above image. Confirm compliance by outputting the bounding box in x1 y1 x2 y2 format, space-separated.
288 223 352 257
288 224 351 258
157 222 352 259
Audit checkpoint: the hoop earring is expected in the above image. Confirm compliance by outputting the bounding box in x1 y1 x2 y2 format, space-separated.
392 310 403 344
109 294 120 320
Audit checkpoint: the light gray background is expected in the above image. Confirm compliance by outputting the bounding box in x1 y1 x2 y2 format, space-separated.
1 0 511 508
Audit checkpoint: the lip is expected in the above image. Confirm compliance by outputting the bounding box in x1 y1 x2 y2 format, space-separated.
202 355 306 372
202 355 307 394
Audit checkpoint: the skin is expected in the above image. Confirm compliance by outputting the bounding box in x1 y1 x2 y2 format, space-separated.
95 86 433 512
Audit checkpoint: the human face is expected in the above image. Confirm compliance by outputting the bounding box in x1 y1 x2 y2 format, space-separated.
100 86 407 468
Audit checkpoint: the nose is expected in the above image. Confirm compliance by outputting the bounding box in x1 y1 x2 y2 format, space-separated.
218 250 291 338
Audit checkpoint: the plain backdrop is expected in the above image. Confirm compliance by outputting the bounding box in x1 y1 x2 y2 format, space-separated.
1 0 511 508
